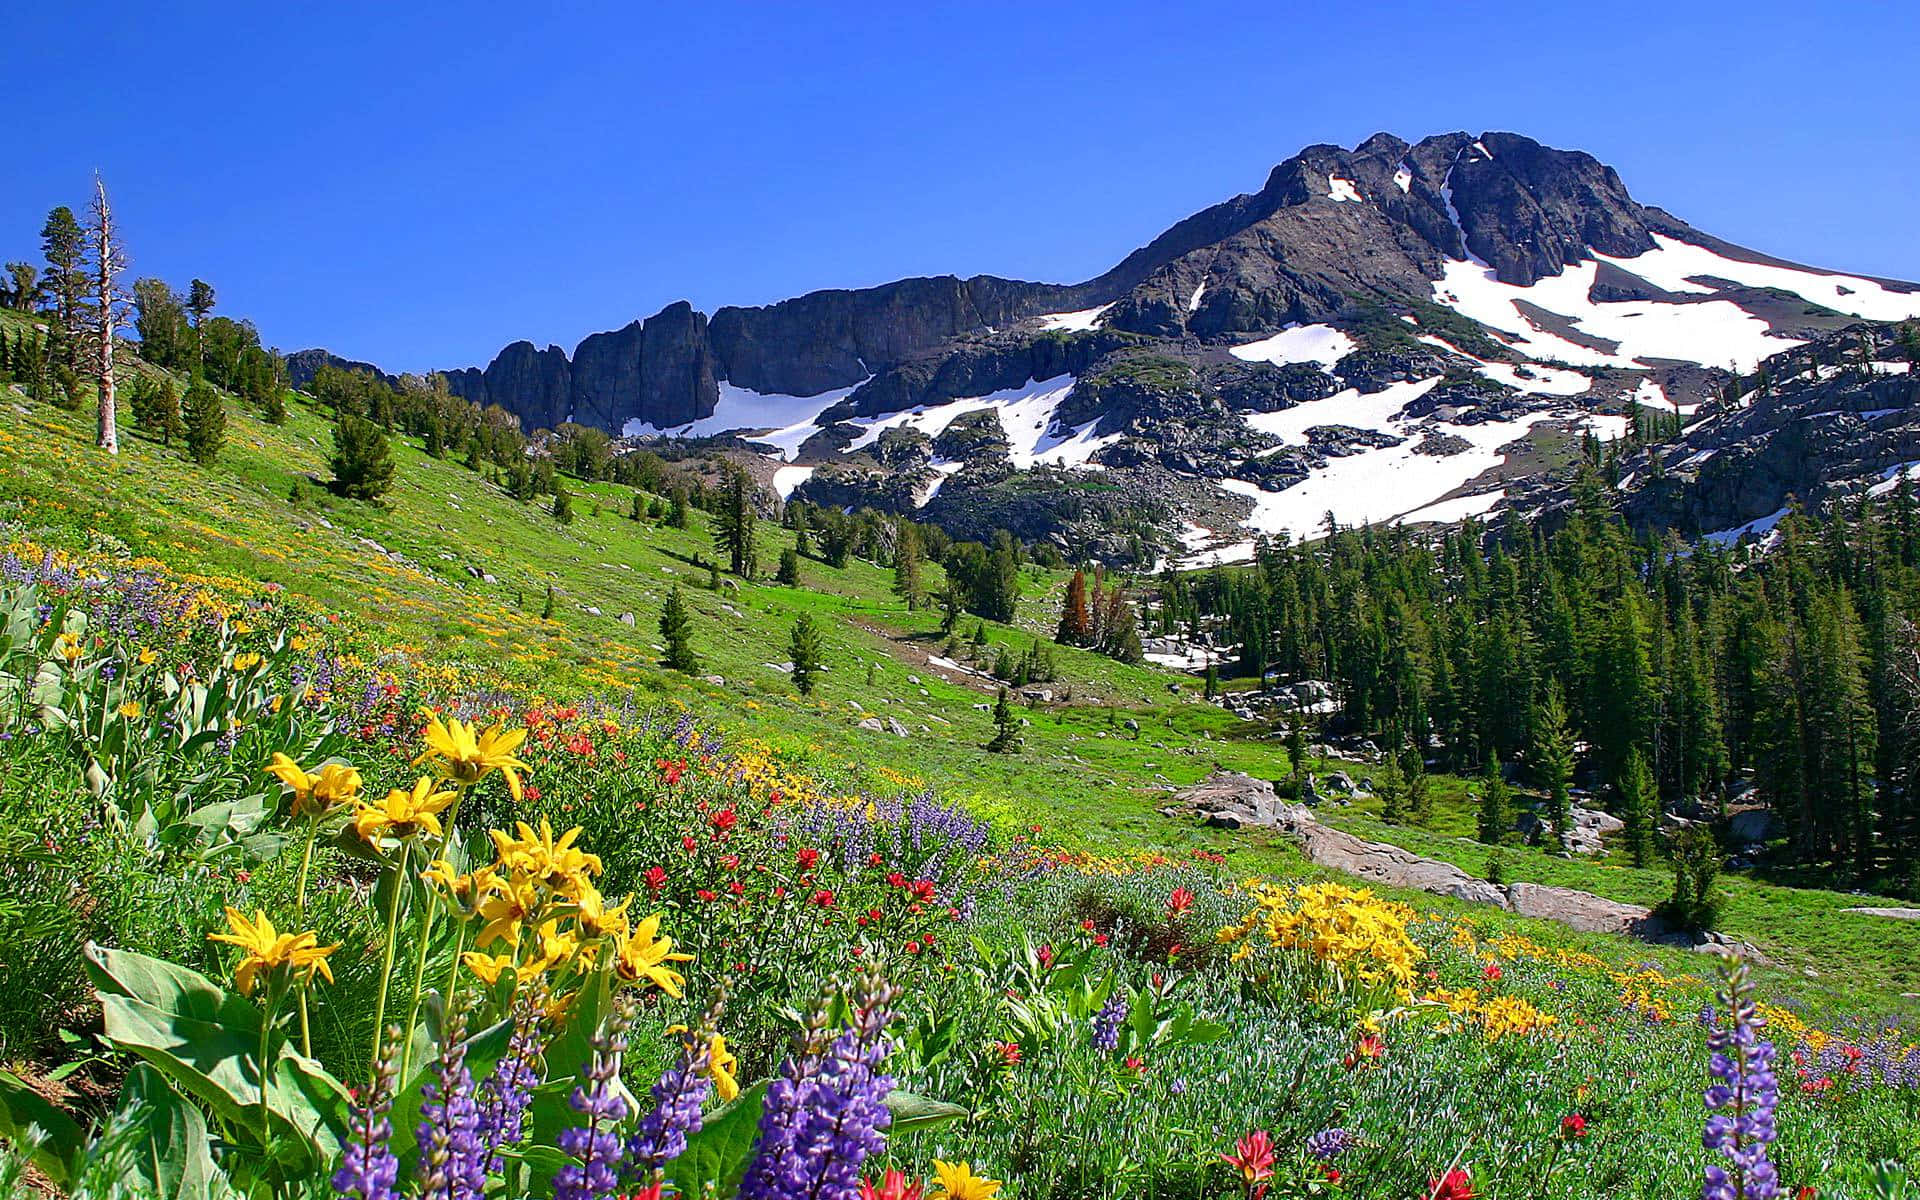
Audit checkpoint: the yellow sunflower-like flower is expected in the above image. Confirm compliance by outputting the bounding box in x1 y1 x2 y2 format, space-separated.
232 652 263 671
415 712 531 800
116 701 143 719
206 907 338 996
267 754 364 816
353 777 457 844
930 1160 1003 1200
473 871 542 949
489 820 602 898
610 911 692 997
705 1032 740 1102
574 884 629 940
461 951 517 986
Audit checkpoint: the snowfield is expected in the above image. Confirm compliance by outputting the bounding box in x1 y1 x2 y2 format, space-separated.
1036 304 1113 331
840 376 1120 472
1228 323 1357 370
623 379 865 461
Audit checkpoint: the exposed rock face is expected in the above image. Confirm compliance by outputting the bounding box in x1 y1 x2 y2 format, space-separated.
1617 326 1920 537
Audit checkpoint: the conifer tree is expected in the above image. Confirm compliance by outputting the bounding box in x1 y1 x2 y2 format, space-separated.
712 467 756 577
1376 752 1408 824
1475 755 1511 845
668 484 690 529
540 583 556 620
789 613 823 696
1618 746 1659 868
1533 683 1576 850
551 482 574 525
80 177 130 453
330 412 396 500
40 206 87 337
986 686 1019 753
892 523 926 610
630 490 646 521
660 586 698 673
1404 745 1432 826
1057 569 1093 645
181 376 225 465
776 547 801 587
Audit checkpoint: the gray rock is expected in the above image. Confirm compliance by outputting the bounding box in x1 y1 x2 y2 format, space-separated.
856 717 885 732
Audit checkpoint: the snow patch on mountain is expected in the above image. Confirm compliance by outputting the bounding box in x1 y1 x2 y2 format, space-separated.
1433 257 1798 373
1328 175 1362 202
1036 304 1113 331
624 379 865 460
1229 324 1357 370
1187 282 1207 312
1606 235 1920 323
841 376 1118 470
771 465 815 500
1245 377 1442 444
1415 334 1589 396
1395 489 1506 525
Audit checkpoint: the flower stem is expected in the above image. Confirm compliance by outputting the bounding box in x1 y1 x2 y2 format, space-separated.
369 841 411 1079
398 783 469 1082
294 819 319 1057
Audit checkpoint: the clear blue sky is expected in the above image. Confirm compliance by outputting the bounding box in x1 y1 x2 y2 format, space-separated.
5 1 1917 373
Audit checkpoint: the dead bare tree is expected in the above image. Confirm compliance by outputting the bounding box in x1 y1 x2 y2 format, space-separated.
82 173 131 454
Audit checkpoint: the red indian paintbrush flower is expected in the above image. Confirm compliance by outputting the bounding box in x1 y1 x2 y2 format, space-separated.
1428 1167 1474 1200
1168 886 1195 917
1221 1130 1275 1199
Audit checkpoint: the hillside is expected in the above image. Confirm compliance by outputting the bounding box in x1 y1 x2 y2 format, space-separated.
3 314 1916 1002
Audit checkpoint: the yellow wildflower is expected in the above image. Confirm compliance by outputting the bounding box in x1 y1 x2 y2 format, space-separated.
415 712 531 800
930 1161 1003 1200
462 951 517 986
267 754 364 816
137 647 158 665
489 820 602 897
474 871 542 949
610 911 692 997
206 907 337 996
116 701 143 719
232 652 263 671
705 1033 740 1102
354 777 457 843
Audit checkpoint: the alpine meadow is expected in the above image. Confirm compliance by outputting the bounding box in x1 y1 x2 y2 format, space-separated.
2 7 1919 1200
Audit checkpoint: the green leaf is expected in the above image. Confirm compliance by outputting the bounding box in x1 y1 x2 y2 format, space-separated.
0 1067 84 1186
667 1079 768 1200
82 943 349 1165
118 1064 231 1200
884 1089 967 1132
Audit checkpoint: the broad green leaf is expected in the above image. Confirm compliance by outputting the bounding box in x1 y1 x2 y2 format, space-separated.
0 1067 84 1186
666 1079 768 1200
118 1064 231 1200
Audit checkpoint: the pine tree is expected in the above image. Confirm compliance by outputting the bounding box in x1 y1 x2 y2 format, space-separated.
40 206 87 337
712 467 757 577
540 583 556 620
1533 683 1577 850
629 490 646 521
330 413 396 500
134 375 183 447
1376 752 1408 824
1057 569 1093 645
1618 746 1659 868
1404 746 1433 825
551 482 574 525
986 686 1020 753
181 376 226 465
1475 755 1511 845
1203 662 1219 700
1665 825 1722 930
660 586 698 672
668 484 691 529
776 547 801 587
186 278 215 364
892 523 926 609
789 613 823 696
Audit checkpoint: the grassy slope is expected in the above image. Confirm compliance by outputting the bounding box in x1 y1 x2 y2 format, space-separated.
1 334 1913 1016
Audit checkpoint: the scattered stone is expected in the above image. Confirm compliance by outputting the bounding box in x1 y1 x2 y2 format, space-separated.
856 717 885 732
1842 906 1920 921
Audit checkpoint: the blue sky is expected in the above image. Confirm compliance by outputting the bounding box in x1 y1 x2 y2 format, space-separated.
5 1 1917 372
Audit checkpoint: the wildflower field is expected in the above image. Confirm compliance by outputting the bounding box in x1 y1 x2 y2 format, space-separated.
0 542 1913 1199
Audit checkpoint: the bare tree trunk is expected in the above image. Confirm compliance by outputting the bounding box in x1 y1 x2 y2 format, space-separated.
88 174 123 454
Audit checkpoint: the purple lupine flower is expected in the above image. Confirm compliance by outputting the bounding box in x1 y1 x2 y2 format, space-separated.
334 1027 401 1200
1306 1128 1358 1161
417 1006 487 1200
739 968 901 1200
554 1003 634 1200
1702 959 1779 1200
1091 991 1128 1053
623 1032 714 1179
477 985 549 1172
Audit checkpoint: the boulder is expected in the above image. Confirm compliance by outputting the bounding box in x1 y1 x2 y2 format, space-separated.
1504 882 1657 935
1728 809 1773 845
856 717 885 732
